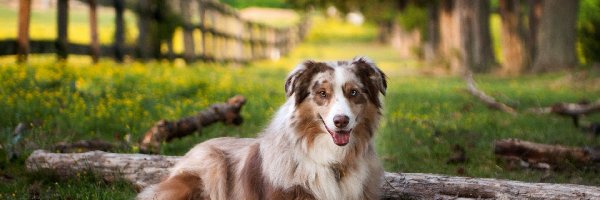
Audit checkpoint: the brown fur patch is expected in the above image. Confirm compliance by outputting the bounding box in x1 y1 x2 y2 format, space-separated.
343 82 367 105
291 61 333 105
293 103 323 148
268 185 315 200
330 163 347 182
312 80 332 106
352 60 387 108
154 173 204 200
240 143 315 200
240 143 265 200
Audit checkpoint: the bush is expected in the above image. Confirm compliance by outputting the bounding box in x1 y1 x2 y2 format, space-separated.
578 0 600 64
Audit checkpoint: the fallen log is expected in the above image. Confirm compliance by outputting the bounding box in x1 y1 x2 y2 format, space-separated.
26 150 600 199
139 95 246 154
494 138 600 170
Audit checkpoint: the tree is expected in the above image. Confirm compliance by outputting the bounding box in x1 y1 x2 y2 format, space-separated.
438 0 496 73
462 0 496 72
532 0 579 72
498 0 531 74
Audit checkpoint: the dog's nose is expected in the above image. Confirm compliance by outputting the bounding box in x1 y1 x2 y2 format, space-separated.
333 115 349 128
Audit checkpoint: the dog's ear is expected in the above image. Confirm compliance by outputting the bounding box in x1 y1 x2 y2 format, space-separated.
285 61 332 104
285 61 309 98
352 56 387 107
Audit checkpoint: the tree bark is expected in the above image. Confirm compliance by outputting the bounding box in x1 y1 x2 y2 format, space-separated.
438 0 462 73
531 0 579 73
527 0 542 64
494 138 600 169
139 95 246 154
470 0 496 73
499 0 530 75
423 2 439 62
26 150 600 199
438 0 495 73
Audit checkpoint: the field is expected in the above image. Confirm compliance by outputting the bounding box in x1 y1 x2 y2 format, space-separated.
2 6 600 199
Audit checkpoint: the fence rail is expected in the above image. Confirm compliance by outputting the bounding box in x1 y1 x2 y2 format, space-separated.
2 0 310 64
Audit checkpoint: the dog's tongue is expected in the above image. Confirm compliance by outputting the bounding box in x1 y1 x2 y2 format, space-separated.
331 131 350 146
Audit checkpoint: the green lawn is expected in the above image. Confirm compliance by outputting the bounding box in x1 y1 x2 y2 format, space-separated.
1 13 600 199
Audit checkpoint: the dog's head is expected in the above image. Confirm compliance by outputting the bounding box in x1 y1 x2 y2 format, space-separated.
285 57 387 147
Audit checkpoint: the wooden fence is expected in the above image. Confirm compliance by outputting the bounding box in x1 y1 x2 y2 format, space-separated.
0 0 310 63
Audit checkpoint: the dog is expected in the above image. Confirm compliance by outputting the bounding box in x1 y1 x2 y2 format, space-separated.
137 57 387 200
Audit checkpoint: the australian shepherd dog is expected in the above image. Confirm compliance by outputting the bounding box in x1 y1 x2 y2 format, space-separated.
138 57 387 200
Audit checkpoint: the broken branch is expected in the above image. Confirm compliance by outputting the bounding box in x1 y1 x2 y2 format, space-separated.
464 72 518 115
139 95 246 154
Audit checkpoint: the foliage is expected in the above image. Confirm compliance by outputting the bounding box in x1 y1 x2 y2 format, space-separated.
578 0 600 64
395 4 427 36
221 0 289 8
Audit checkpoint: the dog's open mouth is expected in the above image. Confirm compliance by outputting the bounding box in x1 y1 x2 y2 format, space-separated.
327 128 351 146
319 115 351 146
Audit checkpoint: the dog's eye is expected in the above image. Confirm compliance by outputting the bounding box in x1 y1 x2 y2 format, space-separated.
350 89 358 97
318 91 327 98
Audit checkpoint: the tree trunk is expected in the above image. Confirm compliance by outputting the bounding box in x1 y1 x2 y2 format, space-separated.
438 0 495 73
377 21 393 44
531 0 579 73
26 150 600 199
499 0 530 75
438 0 462 73
424 2 439 62
470 0 496 72
527 0 542 64
456 0 474 73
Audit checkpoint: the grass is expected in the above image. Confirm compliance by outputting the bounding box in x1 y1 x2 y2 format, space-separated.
1 9 600 199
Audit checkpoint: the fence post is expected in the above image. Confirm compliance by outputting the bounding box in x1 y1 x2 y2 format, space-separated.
234 18 243 62
89 0 100 63
113 0 125 62
17 0 31 63
57 0 69 60
136 0 151 61
210 10 218 61
246 22 254 60
180 0 195 63
198 0 207 60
